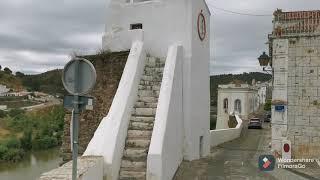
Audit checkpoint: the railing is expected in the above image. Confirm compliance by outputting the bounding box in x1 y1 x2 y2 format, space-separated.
147 44 184 180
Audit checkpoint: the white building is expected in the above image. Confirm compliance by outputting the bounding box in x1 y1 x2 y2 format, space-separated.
216 82 263 129
0 84 9 96
268 9 320 158
84 0 212 179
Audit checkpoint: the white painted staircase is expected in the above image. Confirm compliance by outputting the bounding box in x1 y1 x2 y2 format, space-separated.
119 56 165 180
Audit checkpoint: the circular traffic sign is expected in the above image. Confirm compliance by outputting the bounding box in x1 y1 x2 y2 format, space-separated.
62 58 96 95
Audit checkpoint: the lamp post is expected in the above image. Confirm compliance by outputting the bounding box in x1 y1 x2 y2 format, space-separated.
258 51 272 75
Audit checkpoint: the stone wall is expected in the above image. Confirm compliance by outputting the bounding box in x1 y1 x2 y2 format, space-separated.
287 36 320 158
61 51 129 162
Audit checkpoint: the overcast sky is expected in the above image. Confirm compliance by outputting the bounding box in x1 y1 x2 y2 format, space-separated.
0 0 319 75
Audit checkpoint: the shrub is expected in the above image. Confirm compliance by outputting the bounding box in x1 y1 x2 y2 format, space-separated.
264 99 272 111
0 110 6 118
2 148 24 162
0 145 9 159
8 109 25 118
32 135 58 150
20 130 32 150
5 137 21 149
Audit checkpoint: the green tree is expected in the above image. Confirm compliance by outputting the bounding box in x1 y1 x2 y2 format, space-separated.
5 137 21 149
15 71 25 78
0 110 6 118
21 129 32 150
0 145 8 160
8 108 25 118
264 99 272 111
3 67 12 74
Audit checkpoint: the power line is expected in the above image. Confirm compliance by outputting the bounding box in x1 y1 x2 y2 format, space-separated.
207 3 272 17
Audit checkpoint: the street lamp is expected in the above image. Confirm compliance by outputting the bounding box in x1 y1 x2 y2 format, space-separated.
258 51 272 74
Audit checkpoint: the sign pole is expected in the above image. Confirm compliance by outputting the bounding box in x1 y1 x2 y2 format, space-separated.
72 60 80 180
62 57 96 180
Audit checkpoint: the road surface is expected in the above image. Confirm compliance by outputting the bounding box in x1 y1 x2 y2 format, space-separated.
174 115 312 180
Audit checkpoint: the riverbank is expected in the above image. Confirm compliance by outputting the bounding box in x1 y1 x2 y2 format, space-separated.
0 147 61 180
0 105 65 162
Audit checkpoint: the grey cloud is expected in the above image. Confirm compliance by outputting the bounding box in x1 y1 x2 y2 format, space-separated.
0 0 320 75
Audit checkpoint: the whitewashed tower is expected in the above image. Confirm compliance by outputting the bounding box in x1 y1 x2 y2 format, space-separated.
85 0 211 179
103 0 211 161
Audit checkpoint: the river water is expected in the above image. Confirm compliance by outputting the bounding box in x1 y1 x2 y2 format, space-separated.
0 148 61 180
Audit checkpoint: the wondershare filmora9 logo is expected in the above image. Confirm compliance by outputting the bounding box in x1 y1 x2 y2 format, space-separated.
259 155 276 171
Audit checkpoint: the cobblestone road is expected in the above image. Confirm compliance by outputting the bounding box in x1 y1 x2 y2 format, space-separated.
174 117 314 180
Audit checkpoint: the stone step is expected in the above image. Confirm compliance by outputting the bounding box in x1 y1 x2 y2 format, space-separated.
144 67 164 75
146 56 165 64
126 138 151 149
137 96 158 103
133 108 156 116
130 116 155 123
127 130 152 138
145 58 165 65
139 80 162 86
145 61 165 68
121 160 146 170
138 85 161 91
143 71 163 77
138 90 159 97
119 170 146 180
134 102 158 108
129 121 154 130
141 75 163 82
123 148 148 161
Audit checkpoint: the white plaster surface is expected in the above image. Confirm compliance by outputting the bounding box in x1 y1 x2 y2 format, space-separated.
210 115 243 147
83 41 146 180
147 44 184 180
103 0 212 161
216 84 259 129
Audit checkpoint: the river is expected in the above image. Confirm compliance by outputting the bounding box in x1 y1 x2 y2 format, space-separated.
0 148 61 180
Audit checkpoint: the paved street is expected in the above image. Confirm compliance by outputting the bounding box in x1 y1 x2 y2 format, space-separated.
175 115 313 180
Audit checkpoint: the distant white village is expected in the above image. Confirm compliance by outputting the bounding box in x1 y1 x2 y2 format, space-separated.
0 84 57 111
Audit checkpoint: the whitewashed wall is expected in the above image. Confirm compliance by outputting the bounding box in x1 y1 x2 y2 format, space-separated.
210 115 243 147
83 41 146 180
103 0 211 162
216 89 253 129
147 44 183 180
182 0 211 160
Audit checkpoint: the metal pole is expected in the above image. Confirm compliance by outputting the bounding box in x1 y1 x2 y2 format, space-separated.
72 60 80 180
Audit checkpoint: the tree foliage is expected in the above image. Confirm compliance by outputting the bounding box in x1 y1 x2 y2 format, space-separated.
210 72 272 106
0 105 65 162
3 67 12 75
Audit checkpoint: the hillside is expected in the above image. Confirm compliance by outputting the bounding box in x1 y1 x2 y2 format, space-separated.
21 69 65 95
210 72 272 106
0 71 23 91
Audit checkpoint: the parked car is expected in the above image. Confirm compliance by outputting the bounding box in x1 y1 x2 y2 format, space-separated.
264 112 271 122
248 118 263 129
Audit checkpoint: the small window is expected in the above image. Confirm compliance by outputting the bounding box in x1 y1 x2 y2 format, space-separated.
223 98 228 109
130 23 143 30
235 99 242 114
223 98 228 113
